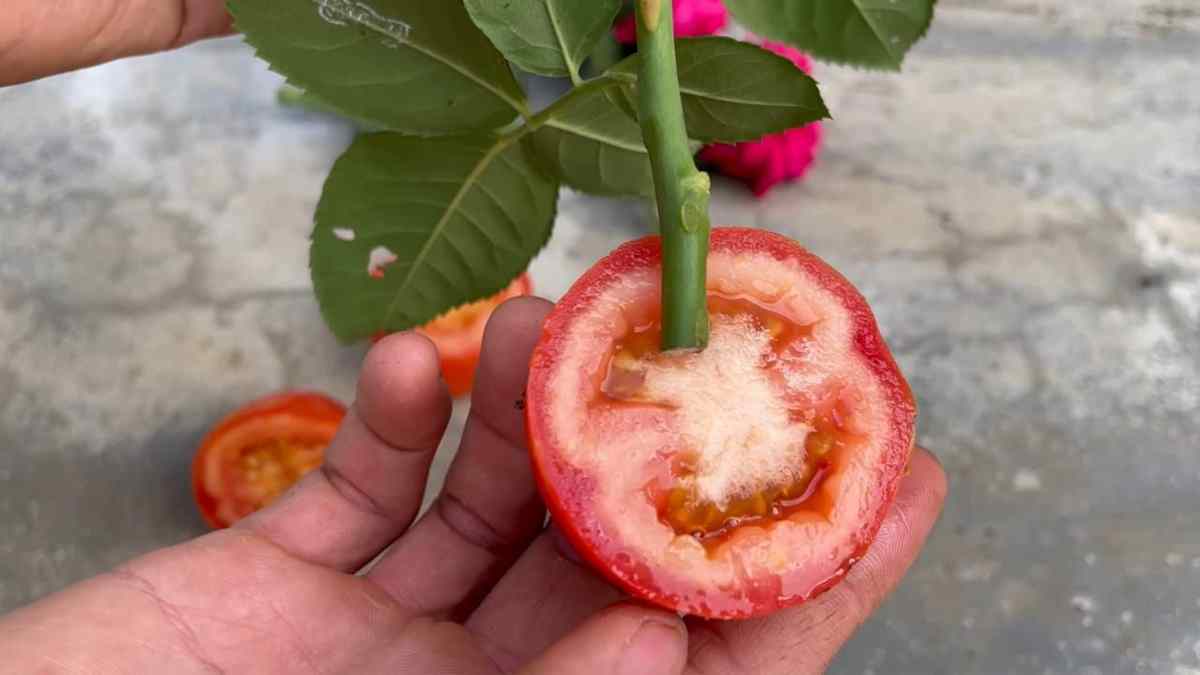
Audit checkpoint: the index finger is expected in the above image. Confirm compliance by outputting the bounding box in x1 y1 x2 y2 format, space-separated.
240 332 452 571
2 0 232 86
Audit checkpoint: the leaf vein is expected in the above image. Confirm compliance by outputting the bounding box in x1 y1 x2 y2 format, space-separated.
380 138 511 327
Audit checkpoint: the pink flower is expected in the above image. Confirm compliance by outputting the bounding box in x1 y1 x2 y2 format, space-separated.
612 0 729 43
698 42 823 197
762 41 814 75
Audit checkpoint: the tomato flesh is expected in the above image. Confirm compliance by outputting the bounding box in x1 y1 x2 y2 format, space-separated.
233 438 325 508
526 228 916 618
192 392 345 529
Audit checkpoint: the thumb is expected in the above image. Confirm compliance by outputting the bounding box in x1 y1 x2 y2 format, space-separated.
519 603 688 675
4 0 233 86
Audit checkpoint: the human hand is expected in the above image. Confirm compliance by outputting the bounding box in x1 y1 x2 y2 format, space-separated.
4 1 946 669
2 0 232 86
0 298 946 674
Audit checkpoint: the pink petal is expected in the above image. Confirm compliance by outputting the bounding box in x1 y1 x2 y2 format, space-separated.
613 0 728 44
761 41 813 74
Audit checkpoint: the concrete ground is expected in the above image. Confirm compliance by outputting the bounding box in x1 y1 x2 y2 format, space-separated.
1 1 1198 672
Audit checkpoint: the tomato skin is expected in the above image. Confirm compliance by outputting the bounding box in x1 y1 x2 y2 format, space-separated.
373 273 533 397
192 391 346 529
525 228 916 619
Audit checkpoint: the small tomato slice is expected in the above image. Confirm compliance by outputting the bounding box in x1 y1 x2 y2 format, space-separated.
526 228 916 619
192 391 346 529
374 273 533 397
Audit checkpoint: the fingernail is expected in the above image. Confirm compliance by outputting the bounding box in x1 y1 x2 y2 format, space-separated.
618 618 685 675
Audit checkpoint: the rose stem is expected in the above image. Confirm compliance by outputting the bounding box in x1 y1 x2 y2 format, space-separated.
636 0 711 350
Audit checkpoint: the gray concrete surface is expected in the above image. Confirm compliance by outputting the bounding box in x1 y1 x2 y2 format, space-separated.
2 1 1198 672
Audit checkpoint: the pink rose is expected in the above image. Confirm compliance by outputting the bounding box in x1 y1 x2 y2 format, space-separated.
612 0 729 43
698 42 823 197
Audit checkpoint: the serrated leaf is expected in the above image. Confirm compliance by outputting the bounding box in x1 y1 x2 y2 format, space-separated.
276 85 384 131
610 37 830 143
229 0 527 135
724 0 934 70
311 133 557 341
530 85 654 196
465 0 622 79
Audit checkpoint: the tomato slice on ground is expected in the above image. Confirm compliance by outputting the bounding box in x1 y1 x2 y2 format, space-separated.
374 273 533 397
191 391 346 529
526 228 917 619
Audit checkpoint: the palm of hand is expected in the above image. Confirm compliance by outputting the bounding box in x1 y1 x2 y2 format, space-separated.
0 299 944 674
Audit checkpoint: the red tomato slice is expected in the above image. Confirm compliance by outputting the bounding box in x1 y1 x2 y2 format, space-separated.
373 273 533 397
192 391 346 529
526 228 916 619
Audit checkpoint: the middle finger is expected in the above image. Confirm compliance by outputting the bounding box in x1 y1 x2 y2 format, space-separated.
366 297 552 617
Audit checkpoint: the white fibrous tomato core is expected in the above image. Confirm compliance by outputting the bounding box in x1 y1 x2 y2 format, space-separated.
606 314 811 509
593 289 853 547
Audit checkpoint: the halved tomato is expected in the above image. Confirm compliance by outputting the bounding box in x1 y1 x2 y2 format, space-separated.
374 273 533 397
526 228 916 619
192 391 346 529
419 273 533 396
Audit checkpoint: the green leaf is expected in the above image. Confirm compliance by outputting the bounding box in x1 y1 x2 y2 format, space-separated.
311 133 558 341
610 37 830 143
464 0 622 80
582 29 624 79
530 84 653 196
723 0 935 70
228 0 528 135
276 85 384 131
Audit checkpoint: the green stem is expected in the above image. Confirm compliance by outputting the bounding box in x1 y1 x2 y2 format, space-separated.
635 0 710 350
